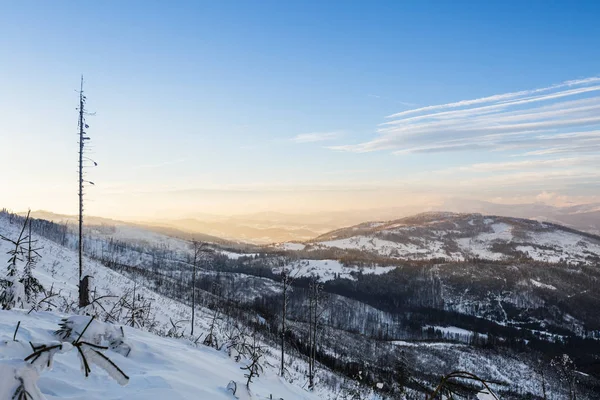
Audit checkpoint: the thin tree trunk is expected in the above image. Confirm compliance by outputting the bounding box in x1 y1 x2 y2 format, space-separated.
131 279 136 327
308 282 314 388
280 276 287 375
77 76 90 309
311 286 318 386
191 243 197 336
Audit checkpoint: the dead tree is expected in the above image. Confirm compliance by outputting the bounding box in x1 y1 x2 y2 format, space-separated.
203 304 222 349
241 331 264 389
279 268 296 377
190 240 211 335
119 280 152 329
307 278 324 389
427 370 499 400
551 354 578 400
77 76 97 308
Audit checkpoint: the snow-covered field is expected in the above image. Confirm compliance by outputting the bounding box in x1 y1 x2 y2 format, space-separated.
424 325 488 340
217 250 259 260
316 236 456 260
529 278 557 291
273 259 396 282
0 310 320 400
274 242 307 251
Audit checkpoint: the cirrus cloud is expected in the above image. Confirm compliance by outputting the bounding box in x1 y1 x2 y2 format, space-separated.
332 77 600 156
291 131 343 143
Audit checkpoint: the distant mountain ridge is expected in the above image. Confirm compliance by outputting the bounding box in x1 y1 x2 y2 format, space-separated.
307 212 600 264
441 198 600 235
18 200 600 245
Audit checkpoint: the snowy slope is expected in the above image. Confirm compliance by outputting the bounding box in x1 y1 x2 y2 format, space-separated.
0 214 205 333
0 213 340 400
307 212 600 264
0 310 320 400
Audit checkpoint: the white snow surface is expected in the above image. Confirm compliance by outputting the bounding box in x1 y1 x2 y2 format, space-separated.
316 236 457 260
530 279 557 291
310 214 600 264
217 250 258 260
273 259 396 282
424 325 487 338
0 214 336 399
0 310 320 400
275 242 307 251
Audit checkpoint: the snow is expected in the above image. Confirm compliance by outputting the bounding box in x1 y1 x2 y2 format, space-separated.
276 242 306 251
309 214 600 264
424 326 488 339
316 236 458 261
456 223 513 261
218 250 258 260
273 259 396 282
515 230 600 264
391 340 465 348
0 214 330 400
530 279 557 291
0 217 203 333
477 390 497 400
319 237 399 253
89 225 192 254
0 310 321 400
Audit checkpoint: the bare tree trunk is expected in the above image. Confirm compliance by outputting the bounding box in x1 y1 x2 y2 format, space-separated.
191 241 207 336
77 75 95 309
131 279 136 327
540 368 547 400
28 219 32 262
191 241 199 336
307 280 324 390
280 272 290 376
311 285 318 385
78 77 85 308
308 280 314 389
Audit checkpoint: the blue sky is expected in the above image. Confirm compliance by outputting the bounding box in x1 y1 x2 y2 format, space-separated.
1 1 600 218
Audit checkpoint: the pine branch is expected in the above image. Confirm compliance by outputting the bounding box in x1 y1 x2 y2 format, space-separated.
75 316 95 344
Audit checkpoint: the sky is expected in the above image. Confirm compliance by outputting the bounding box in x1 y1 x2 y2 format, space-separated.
1 1 600 220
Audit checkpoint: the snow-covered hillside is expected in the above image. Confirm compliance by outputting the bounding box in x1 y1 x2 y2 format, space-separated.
0 310 319 400
0 213 337 400
305 212 600 264
3 211 600 399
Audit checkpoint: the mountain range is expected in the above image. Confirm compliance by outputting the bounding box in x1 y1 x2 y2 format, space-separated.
21 199 600 244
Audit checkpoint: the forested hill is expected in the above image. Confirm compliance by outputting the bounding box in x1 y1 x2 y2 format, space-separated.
298 211 600 264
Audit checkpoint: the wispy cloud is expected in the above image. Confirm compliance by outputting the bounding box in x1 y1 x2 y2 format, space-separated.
332 77 600 155
386 76 600 119
291 131 343 143
435 156 600 174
